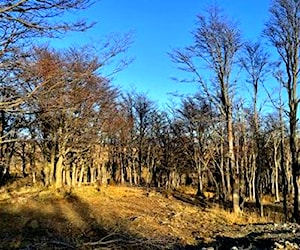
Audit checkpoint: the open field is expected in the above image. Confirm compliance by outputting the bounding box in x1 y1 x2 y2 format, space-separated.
0 185 299 249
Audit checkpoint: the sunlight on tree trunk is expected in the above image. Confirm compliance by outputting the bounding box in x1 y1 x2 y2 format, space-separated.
265 0 300 222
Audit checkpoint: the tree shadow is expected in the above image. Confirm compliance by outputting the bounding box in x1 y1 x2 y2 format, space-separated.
0 200 75 249
171 190 210 209
184 227 300 250
2 187 296 250
0 189 183 249
153 188 210 210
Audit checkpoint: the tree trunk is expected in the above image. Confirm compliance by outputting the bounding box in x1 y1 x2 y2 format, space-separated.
128 164 132 185
274 144 280 202
78 165 85 187
291 107 299 222
251 161 256 202
133 162 138 185
21 143 27 177
226 158 231 200
66 168 71 186
100 163 107 186
255 135 264 217
90 167 95 183
255 164 263 216
71 163 76 187
43 162 51 187
120 156 125 185
228 110 240 213
32 171 36 185
55 155 64 189
62 169 66 186
196 165 203 197
49 145 56 185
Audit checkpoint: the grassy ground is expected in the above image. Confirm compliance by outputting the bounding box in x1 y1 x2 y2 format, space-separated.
0 184 286 249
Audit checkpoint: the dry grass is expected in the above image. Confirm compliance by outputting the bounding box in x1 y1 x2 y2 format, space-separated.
0 184 282 249
208 206 270 225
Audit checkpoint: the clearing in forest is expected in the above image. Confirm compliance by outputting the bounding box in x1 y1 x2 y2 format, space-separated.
0 185 298 249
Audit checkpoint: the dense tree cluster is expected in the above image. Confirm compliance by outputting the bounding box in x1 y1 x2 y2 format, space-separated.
1 0 300 223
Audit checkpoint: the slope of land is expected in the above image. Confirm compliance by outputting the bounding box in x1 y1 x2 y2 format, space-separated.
0 184 299 249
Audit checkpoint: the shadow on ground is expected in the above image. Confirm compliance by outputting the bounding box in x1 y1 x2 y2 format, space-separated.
166 189 298 250
185 229 300 250
0 190 182 249
168 187 290 222
0 192 106 249
0 186 297 250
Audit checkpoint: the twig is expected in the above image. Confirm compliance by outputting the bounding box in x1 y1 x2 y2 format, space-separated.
83 232 174 250
82 232 122 246
49 240 76 249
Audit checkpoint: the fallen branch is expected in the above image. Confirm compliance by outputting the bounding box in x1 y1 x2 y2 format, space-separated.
82 232 175 250
82 232 123 246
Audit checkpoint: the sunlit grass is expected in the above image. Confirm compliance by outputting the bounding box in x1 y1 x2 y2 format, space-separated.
0 184 287 248
208 206 271 225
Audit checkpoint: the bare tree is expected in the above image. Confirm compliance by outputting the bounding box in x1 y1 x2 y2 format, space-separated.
0 0 96 109
240 41 269 216
0 0 94 48
171 6 242 212
132 92 156 185
22 46 119 188
0 0 97 185
264 0 300 222
177 94 216 197
150 111 174 188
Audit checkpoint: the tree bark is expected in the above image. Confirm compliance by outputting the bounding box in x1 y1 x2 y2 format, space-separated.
228 110 240 213
71 163 77 187
196 164 203 197
78 165 85 187
55 155 64 189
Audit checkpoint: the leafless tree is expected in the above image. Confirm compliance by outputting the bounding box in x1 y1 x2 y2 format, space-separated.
0 0 96 109
240 41 269 216
131 92 156 185
177 94 216 197
21 46 119 188
264 0 300 222
0 0 97 184
171 6 242 212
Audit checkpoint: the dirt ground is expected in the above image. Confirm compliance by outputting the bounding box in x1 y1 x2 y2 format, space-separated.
0 184 299 249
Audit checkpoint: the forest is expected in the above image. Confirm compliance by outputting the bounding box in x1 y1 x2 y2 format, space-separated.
0 0 300 249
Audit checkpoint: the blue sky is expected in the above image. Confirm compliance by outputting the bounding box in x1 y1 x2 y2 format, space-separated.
51 0 272 108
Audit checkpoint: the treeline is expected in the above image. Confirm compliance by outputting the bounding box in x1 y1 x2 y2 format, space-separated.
0 0 300 222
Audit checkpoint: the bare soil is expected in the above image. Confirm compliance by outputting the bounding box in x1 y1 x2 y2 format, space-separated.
0 185 299 249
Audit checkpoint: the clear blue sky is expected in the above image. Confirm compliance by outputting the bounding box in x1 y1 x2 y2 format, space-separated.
51 0 272 108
